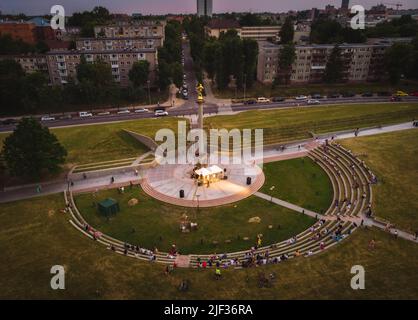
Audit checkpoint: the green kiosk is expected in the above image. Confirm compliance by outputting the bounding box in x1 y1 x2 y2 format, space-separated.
97 198 120 216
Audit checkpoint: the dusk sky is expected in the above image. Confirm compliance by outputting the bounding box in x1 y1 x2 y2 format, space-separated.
1 0 417 15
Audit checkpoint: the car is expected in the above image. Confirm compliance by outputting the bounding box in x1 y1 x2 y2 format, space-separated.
272 97 285 102
183 74 187 80
377 91 391 96
244 99 257 105
307 99 320 105
311 93 323 99
134 108 149 113
395 90 408 97
257 97 271 103
155 110 168 117
295 95 308 100
79 111 93 118
408 91 418 97
96 111 111 116
329 93 341 98
2 118 18 125
362 92 374 97
117 109 131 114
341 92 355 97
391 96 402 102
59 114 72 120
41 116 55 121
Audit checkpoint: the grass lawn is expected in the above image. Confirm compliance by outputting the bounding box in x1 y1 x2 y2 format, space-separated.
0 194 417 299
74 188 315 254
0 117 183 166
341 129 418 232
206 103 418 145
213 81 418 99
260 157 333 214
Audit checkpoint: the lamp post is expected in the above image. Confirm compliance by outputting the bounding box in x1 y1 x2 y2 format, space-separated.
270 186 275 202
147 80 151 105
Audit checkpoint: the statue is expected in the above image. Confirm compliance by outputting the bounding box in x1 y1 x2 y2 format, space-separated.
196 83 204 103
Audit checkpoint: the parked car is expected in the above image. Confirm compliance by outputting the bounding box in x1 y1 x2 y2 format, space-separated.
96 111 111 116
117 109 130 114
155 110 168 117
257 97 270 103
362 92 374 97
41 116 55 121
295 95 308 100
79 111 93 118
311 93 323 99
395 90 408 97
329 93 341 98
408 91 418 97
307 99 320 105
244 99 257 105
391 96 402 102
134 108 149 113
341 92 355 97
272 96 285 102
2 118 18 125
59 114 72 120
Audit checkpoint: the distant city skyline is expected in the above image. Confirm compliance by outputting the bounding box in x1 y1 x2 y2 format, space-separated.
1 0 418 15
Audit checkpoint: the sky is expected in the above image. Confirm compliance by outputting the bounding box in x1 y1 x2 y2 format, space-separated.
0 0 417 15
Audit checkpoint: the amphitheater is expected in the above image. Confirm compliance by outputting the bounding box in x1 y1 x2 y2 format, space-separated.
64 140 375 269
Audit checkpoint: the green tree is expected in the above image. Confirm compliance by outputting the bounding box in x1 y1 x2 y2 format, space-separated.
280 17 294 44
129 60 150 87
384 42 415 84
2 118 67 179
242 39 259 88
323 44 344 83
203 40 221 79
276 43 296 85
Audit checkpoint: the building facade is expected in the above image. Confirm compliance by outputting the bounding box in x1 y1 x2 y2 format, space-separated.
257 39 411 84
240 26 281 42
46 48 158 87
0 54 48 74
0 21 37 44
94 20 166 42
76 36 163 51
197 0 213 17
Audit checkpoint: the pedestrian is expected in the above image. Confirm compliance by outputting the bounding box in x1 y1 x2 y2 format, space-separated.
393 230 398 239
368 239 376 250
215 268 221 280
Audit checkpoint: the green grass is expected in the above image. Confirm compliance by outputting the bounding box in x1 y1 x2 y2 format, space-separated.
74 188 314 254
1 194 417 299
260 157 333 214
206 103 418 145
214 81 418 99
0 118 183 166
341 129 418 232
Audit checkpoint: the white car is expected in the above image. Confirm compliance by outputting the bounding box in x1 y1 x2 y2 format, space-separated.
307 99 320 105
295 95 308 100
117 109 130 114
257 97 270 103
96 111 111 116
79 111 93 118
134 108 149 113
41 116 55 121
155 110 168 117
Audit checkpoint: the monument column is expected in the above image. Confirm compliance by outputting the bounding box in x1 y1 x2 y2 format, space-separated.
196 83 204 130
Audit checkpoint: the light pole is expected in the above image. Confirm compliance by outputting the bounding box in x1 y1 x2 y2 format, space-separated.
243 73 247 102
270 186 275 202
147 80 151 105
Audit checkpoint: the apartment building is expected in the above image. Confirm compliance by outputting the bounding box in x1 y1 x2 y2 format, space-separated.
76 37 163 51
0 54 48 74
240 26 281 42
0 21 37 44
257 39 411 84
94 20 166 42
46 48 158 87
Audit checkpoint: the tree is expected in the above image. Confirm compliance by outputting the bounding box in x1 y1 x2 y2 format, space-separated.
242 39 259 88
276 43 296 85
203 40 221 79
384 42 415 84
280 17 294 44
2 118 67 179
323 44 345 83
129 60 150 87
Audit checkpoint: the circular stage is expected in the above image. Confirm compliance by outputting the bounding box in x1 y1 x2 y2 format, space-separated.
140 162 265 207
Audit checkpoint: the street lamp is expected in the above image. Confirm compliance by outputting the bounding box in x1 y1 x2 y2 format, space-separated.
147 80 151 105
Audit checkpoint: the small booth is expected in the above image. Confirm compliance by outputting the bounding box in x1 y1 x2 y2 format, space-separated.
98 198 120 216
195 165 224 185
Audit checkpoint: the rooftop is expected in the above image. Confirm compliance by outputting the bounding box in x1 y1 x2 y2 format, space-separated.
207 18 240 29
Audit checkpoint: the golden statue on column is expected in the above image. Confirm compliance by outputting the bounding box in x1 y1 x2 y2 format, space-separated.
196 83 204 130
